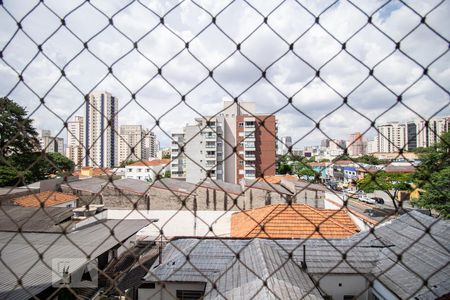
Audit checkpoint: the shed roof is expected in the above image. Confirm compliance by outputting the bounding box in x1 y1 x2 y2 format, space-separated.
0 219 149 300
145 211 450 299
14 191 78 208
196 178 243 195
0 206 73 232
60 177 106 193
127 159 171 167
242 179 292 195
231 204 358 239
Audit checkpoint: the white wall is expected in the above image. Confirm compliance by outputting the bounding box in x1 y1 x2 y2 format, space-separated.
318 274 369 300
138 282 205 300
324 192 371 231
53 200 78 208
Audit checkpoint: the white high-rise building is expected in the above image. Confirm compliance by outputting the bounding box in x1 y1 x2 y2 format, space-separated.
39 130 64 155
66 116 84 168
415 117 450 148
118 126 158 164
279 136 292 155
118 125 143 164
170 129 186 180
83 91 118 168
377 122 406 153
142 129 158 159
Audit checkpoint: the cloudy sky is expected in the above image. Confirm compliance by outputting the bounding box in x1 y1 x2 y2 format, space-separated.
0 0 449 148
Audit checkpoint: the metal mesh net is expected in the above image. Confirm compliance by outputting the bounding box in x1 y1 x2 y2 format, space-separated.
0 0 449 299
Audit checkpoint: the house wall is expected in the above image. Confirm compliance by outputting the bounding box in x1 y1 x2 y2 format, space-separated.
138 282 205 300
372 280 398 300
242 188 291 210
52 200 78 208
60 187 103 206
125 165 167 182
317 274 369 300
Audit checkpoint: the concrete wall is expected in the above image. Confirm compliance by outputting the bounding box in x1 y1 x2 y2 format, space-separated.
242 188 291 210
60 186 103 206
138 282 205 300
317 274 369 300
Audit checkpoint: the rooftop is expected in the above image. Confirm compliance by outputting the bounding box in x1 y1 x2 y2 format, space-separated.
231 204 359 239
257 175 299 184
14 191 78 208
196 178 243 195
127 159 171 167
145 211 450 299
0 219 149 300
60 177 106 194
241 178 292 195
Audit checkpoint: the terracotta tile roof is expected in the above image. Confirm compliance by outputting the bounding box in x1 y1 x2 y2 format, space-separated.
257 175 298 184
309 162 330 167
14 191 79 208
127 159 171 167
72 167 112 177
231 204 358 239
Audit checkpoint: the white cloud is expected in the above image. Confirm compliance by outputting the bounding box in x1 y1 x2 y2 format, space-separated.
0 0 448 147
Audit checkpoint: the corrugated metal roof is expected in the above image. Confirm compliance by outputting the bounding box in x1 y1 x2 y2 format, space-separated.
0 206 73 233
242 179 292 195
151 178 198 195
145 212 450 299
0 219 149 300
60 177 106 194
103 178 151 195
196 178 243 196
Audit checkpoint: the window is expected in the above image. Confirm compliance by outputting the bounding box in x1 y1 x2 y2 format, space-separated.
238 122 244 127
139 282 155 289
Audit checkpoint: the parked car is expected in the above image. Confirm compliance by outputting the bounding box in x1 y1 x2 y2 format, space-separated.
371 197 384 204
359 195 376 204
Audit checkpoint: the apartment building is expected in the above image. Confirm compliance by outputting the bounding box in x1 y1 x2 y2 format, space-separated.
171 101 276 184
142 129 158 159
170 129 186 180
377 122 406 153
39 130 64 154
66 116 84 168
118 125 142 164
347 132 365 156
373 116 449 153
279 136 292 155
84 91 118 168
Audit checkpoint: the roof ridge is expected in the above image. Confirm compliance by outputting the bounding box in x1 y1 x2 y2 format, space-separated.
298 204 357 235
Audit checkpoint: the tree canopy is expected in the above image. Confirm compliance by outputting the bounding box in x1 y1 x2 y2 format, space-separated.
0 98 75 187
413 131 450 217
0 97 39 157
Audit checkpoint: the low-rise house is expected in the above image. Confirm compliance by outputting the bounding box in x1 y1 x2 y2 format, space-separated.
14 191 79 208
309 162 331 181
0 217 149 299
195 178 245 210
124 159 171 182
72 166 113 178
60 177 106 205
140 211 450 300
280 178 327 208
231 203 359 239
240 178 293 210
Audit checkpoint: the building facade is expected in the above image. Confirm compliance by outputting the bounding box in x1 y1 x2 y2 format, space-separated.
66 116 84 168
39 130 64 154
279 136 292 155
170 101 276 184
347 132 365 157
84 91 118 168
377 122 406 153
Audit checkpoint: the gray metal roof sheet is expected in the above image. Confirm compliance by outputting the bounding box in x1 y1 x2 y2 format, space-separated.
103 178 151 195
0 219 149 300
0 206 73 232
145 212 450 299
196 179 243 196
242 179 292 195
60 177 106 194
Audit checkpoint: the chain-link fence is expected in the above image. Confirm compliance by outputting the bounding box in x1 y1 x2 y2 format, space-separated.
0 0 449 299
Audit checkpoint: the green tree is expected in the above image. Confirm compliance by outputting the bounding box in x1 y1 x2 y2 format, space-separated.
119 159 136 168
278 163 292 175
413 131 450 217
12 152 75 183
417 167 450 218
0 97 40 157
357 171 413 210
